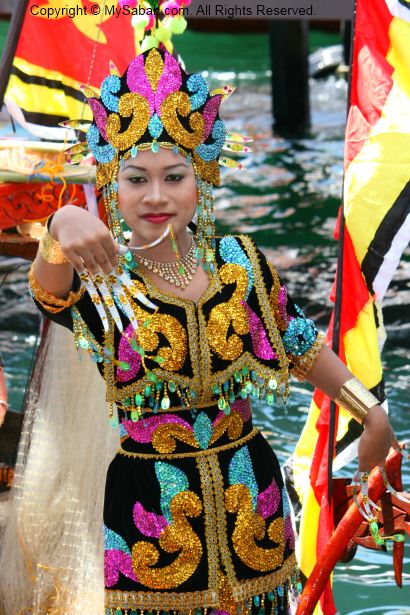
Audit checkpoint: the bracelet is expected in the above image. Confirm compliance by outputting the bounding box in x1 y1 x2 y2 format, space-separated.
335 377 380 425
39 216 69 265
28 265 84 313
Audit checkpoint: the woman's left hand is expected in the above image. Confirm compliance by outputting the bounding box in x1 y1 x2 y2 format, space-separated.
358 405 398 471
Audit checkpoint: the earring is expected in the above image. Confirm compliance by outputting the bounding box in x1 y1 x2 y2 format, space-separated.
195 177 216 274
104 167 128 245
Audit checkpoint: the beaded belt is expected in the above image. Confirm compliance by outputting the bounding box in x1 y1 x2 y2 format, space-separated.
117 427 259 460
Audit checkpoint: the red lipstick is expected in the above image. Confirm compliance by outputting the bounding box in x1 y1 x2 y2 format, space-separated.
142 213 172 224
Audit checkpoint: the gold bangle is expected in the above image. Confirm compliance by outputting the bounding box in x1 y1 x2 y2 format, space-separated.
335 377 380 425
39 228 69 265
28 265 84 313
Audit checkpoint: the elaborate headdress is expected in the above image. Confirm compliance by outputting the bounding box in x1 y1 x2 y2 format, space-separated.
66 22 251 268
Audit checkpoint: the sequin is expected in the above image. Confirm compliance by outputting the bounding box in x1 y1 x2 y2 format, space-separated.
133 501 168 538
195 120 226 161
219 236 254 298
132 490 202 589
193 411 213 449
148 113 164 139
101 75 121 112
127 54 155 113
104 525 130 553
281 487 291 518
117 324 142 382
104 526 137 587
229 446 258 510
242 302 277 360
256 479 281 519
106 93 150 150
105 548 137 587
88 98 108 140
155 50 183 108
155 462 189 523
87 124 116 163
207 263 249 361
210 412 243 445
225 483 285 572
187 73 209 110
145 47 165 93
161 91 205 149
284 516 295 550
152 423 199 453
278 286 290 326
230 398 252 422
202 94 223 140
123 414 192 443
281 316 317 357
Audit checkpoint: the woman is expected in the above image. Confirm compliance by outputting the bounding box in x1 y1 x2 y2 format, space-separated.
28 47 394 615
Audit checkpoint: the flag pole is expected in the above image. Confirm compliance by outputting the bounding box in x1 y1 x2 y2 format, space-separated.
0 0 30 108
326 0 358 502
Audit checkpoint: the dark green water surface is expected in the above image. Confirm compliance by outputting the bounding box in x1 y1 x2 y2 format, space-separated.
0 27 409 614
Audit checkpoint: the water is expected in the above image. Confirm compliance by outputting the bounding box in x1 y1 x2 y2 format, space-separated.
0 29 409 614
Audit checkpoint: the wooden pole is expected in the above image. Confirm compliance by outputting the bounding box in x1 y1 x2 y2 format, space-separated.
0 0 29 108
269 20 310 134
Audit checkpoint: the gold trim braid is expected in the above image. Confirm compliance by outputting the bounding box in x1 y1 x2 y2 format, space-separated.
29 265 84 314
118 428 259 460
104 555 297 610
335 377 380 425
290 332 325 381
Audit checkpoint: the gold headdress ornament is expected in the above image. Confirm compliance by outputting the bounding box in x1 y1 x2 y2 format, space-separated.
64 0 252 270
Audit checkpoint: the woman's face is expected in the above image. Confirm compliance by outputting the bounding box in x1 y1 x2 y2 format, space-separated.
117 147 198 244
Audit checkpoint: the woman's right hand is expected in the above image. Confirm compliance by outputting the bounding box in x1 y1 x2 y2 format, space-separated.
50 205 120 276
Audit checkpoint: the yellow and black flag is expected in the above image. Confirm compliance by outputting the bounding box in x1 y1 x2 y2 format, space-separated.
3 0 136 129
290 0 410 613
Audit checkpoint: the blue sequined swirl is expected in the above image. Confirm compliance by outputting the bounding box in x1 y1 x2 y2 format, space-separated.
187 73 209 110
282 307 317 357
219 235 254 299
87 124 116 163
195 120 226 162
104 525 130 553
100 75 121 113
155 461 189 523
229 446 258 510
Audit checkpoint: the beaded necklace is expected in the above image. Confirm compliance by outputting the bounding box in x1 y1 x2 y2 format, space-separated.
133 237 196 290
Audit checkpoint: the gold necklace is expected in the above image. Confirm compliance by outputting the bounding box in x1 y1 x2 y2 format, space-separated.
134 237 197 289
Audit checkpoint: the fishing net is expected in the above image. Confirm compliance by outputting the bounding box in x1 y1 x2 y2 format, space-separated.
0 320 118 614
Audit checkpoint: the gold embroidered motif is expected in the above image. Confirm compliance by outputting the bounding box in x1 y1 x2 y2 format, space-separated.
161 91 205 150
207 264 249 361
132 490 203 589
145 47 164 90
152 424 199 453
119 428 259 460
209 411 243 446
106 93 150 150
225 484 284 572
125 278 188 372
